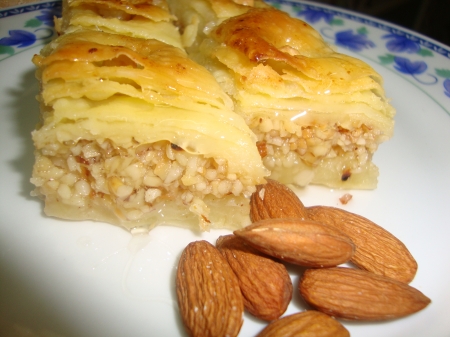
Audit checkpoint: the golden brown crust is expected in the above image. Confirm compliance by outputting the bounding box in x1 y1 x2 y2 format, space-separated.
65 0 174 22
213 8 327 63
211 8 386 99
58 0 183 48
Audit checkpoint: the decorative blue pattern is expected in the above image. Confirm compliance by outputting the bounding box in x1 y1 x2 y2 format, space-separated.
382 33 421 54
334 29 375 52
0 1 60 18
297 7 334 24
265 0 450 59
444 79 450 98
393 56 438 85
393 56 427 75
1 30 37 48
35 8 58 26
0 1 61 60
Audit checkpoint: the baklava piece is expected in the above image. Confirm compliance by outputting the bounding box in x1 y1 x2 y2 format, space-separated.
31 30 268 231
169 1 396 189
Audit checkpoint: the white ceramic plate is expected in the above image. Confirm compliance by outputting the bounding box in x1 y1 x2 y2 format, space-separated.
1 1 449 336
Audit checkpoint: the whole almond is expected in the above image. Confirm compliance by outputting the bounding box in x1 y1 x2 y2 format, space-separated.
250 179 308 222
299 267 431 321
233 218 355 267
216 235 292 321
306 206 418 283
256 310 350 337
176 240 244 337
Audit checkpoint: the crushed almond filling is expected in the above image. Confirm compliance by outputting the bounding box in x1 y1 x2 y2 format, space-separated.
31 139 257 224
248 116 384 175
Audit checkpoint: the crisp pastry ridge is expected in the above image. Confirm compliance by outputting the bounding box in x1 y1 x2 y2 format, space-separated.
30 0 269 232
167 0 396 189
56 0 183 48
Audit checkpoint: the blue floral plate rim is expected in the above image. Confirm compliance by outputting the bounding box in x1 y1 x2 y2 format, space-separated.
277 0 450 55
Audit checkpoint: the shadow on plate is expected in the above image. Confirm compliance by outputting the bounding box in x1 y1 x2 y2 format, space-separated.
0 255 82 337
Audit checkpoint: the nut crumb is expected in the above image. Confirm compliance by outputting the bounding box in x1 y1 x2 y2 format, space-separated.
339 193 353 205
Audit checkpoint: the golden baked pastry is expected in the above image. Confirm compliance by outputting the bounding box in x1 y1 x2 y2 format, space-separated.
31 29 268 231
56 0 183 48
168 1 396 189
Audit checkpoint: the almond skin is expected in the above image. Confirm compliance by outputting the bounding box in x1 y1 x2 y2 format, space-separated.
216 235 292 321
299 267 431 321
250 179 308 222
256 310 350 337
306 206 418 283
176 240 244 337
233 218 355 268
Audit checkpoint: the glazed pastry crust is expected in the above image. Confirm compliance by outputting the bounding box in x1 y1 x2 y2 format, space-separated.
210 9 393 125
58 0 183 48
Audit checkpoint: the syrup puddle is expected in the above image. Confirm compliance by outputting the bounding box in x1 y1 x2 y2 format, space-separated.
120 228 177 307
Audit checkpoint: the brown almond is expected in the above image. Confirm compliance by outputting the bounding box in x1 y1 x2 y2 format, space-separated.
256 310 350 337
299 267 431 321
233 218 355 267
250 179 308 222
306 206 418 283
176 240 244 337
216 235 292 321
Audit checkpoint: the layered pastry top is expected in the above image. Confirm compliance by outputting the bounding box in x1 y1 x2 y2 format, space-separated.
57 0 183 48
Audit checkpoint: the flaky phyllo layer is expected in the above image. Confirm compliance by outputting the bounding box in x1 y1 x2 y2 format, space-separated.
31 28 268 231
168 0 396 188
57 0 183 48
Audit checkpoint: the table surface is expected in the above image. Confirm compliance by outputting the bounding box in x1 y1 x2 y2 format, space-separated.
0 0 47 8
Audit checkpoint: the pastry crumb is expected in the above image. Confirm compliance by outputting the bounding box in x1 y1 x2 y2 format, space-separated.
339 193 353 205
